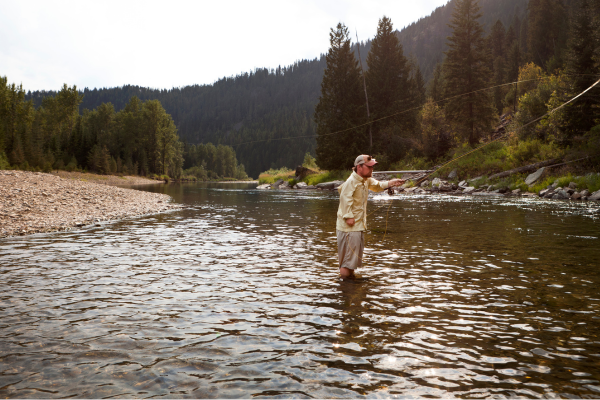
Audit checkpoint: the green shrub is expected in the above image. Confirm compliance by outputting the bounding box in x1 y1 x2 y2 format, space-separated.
304 170 351 186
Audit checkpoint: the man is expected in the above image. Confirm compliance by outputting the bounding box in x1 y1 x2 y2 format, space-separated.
336 154 404 279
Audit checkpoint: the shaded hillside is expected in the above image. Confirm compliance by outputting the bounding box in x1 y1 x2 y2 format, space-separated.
354 0 529 81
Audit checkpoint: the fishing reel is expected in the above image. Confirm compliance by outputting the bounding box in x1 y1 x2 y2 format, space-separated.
386 187 394 196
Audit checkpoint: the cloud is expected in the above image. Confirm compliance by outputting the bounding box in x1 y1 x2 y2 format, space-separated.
0 0 448 91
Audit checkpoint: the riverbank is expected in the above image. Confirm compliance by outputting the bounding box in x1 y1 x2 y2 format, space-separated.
0 170 182 239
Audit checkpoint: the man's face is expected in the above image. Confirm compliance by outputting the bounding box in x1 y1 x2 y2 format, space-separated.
357 163 373 178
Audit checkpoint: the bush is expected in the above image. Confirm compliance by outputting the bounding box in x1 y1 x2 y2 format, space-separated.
258 167 295 184
0 152 10 169
304 170 350 186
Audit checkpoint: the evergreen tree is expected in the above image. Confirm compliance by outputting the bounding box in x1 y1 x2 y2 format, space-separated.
443 0 495 145
365 16 414 159
427 63 444 102
314 23 365 170
564 0 600 135
505 42 522 112
527 0 567 71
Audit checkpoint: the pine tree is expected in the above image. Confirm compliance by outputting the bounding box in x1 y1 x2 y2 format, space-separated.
314 23 365 170
365 16 413 158
428 63 444 102
442 0 495 145
564 0 600 135
527 0 567 71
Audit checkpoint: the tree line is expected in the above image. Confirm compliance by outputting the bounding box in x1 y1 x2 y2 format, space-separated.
315 0 600 170
0 81 247 180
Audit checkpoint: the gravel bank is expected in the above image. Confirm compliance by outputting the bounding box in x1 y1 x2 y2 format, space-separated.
0 170 182 238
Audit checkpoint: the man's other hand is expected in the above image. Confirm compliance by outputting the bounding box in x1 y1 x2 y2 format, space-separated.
346 218 355 227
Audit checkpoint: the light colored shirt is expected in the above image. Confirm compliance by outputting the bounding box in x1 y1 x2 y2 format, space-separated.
336 171 389 232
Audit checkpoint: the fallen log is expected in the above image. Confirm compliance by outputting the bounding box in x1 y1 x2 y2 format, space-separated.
488 159 561 180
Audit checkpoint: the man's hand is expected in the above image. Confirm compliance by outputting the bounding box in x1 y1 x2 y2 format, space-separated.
388 179 405 187
345 218 355 227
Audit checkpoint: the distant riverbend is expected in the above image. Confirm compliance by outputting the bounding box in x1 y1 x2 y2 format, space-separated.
1 182 599 398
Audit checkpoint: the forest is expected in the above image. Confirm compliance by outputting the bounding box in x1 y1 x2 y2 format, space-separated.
2 0 599 179
0 84 247 181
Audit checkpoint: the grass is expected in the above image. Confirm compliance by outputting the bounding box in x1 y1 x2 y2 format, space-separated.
258 167 296 184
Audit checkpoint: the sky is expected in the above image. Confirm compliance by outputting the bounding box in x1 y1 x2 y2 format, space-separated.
1 0 449 92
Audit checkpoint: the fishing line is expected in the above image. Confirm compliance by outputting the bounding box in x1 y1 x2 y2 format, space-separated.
343 76 600 272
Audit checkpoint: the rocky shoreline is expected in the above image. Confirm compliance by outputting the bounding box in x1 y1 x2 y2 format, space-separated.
257 171 600 202
0 170 182 239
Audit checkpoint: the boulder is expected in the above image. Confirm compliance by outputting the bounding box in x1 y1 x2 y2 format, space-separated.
306 185 316 189
539 188 551 197
590 190 600 201
525 167 545 185
568 182 578 189
447 169 458 180
512 188 521 195
420 180 430 187
498 187 510 194
316 180 344 190
279 181 291 189
256 184 271 190
405 186 418 193
458 180 468 187
566 188 575 195
553 190 570 200
571 192 582 200
270 179 284 189
432 177 442 187
295 166 317 180
462 186 476 194
580 189 590 197
439 184 452 192
296 182 308 189
543 191 555 199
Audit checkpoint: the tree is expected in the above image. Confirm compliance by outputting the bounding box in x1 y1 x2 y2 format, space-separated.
527 0 567 71
365 16 414 158
563 0 600 135
419 99 455 160
427 63 444 102
314 23 366 170
442 0 495 145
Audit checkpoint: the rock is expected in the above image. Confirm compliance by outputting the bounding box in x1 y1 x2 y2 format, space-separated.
447 169 458 180
462 186 476 194
451 183 458 190
512 188 521 195
566 188 575 195
571 192 582 200
405 186 418 193
432 178 442 187
279 181 291 189
306 185 316 189
316 180 344 190
580 189 590 197
551 180 559 189
270 179 284 189
256 184 271 190
525 167 545 185
590 190 600 201
498 187 510 194
420 180 430 187
523 192 537 197
543 191 555 199
296 182 308 189
553 190 570 200
458 180 468 187
439 184 452 192
295 166 317 179
568 182 577 189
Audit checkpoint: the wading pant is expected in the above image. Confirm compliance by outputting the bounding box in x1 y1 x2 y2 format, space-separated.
336 230 364 270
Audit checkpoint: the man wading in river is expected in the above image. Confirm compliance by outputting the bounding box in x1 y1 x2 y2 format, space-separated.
337 155 404 280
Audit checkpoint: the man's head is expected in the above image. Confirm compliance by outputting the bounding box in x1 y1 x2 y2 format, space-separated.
354 154 377 178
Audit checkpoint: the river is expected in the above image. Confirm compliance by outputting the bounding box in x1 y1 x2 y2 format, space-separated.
1 182 599 398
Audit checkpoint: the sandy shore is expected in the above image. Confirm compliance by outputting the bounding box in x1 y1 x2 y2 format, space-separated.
0 170 182 239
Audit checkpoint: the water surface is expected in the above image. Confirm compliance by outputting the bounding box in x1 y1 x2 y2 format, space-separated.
1 183 600 398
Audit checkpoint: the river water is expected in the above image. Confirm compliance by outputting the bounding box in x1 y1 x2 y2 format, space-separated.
1 182 600 398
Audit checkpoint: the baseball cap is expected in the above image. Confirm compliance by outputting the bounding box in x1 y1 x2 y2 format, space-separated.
354 154 377 167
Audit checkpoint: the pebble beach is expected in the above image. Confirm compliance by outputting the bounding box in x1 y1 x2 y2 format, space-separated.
0 170 182 238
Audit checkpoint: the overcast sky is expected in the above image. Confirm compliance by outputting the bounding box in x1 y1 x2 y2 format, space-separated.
1 0 449 91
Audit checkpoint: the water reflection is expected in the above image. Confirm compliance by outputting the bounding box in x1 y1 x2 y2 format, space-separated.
1 182 599 398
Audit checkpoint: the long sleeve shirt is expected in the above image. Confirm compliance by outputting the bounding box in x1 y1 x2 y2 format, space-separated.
336 171 389 232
